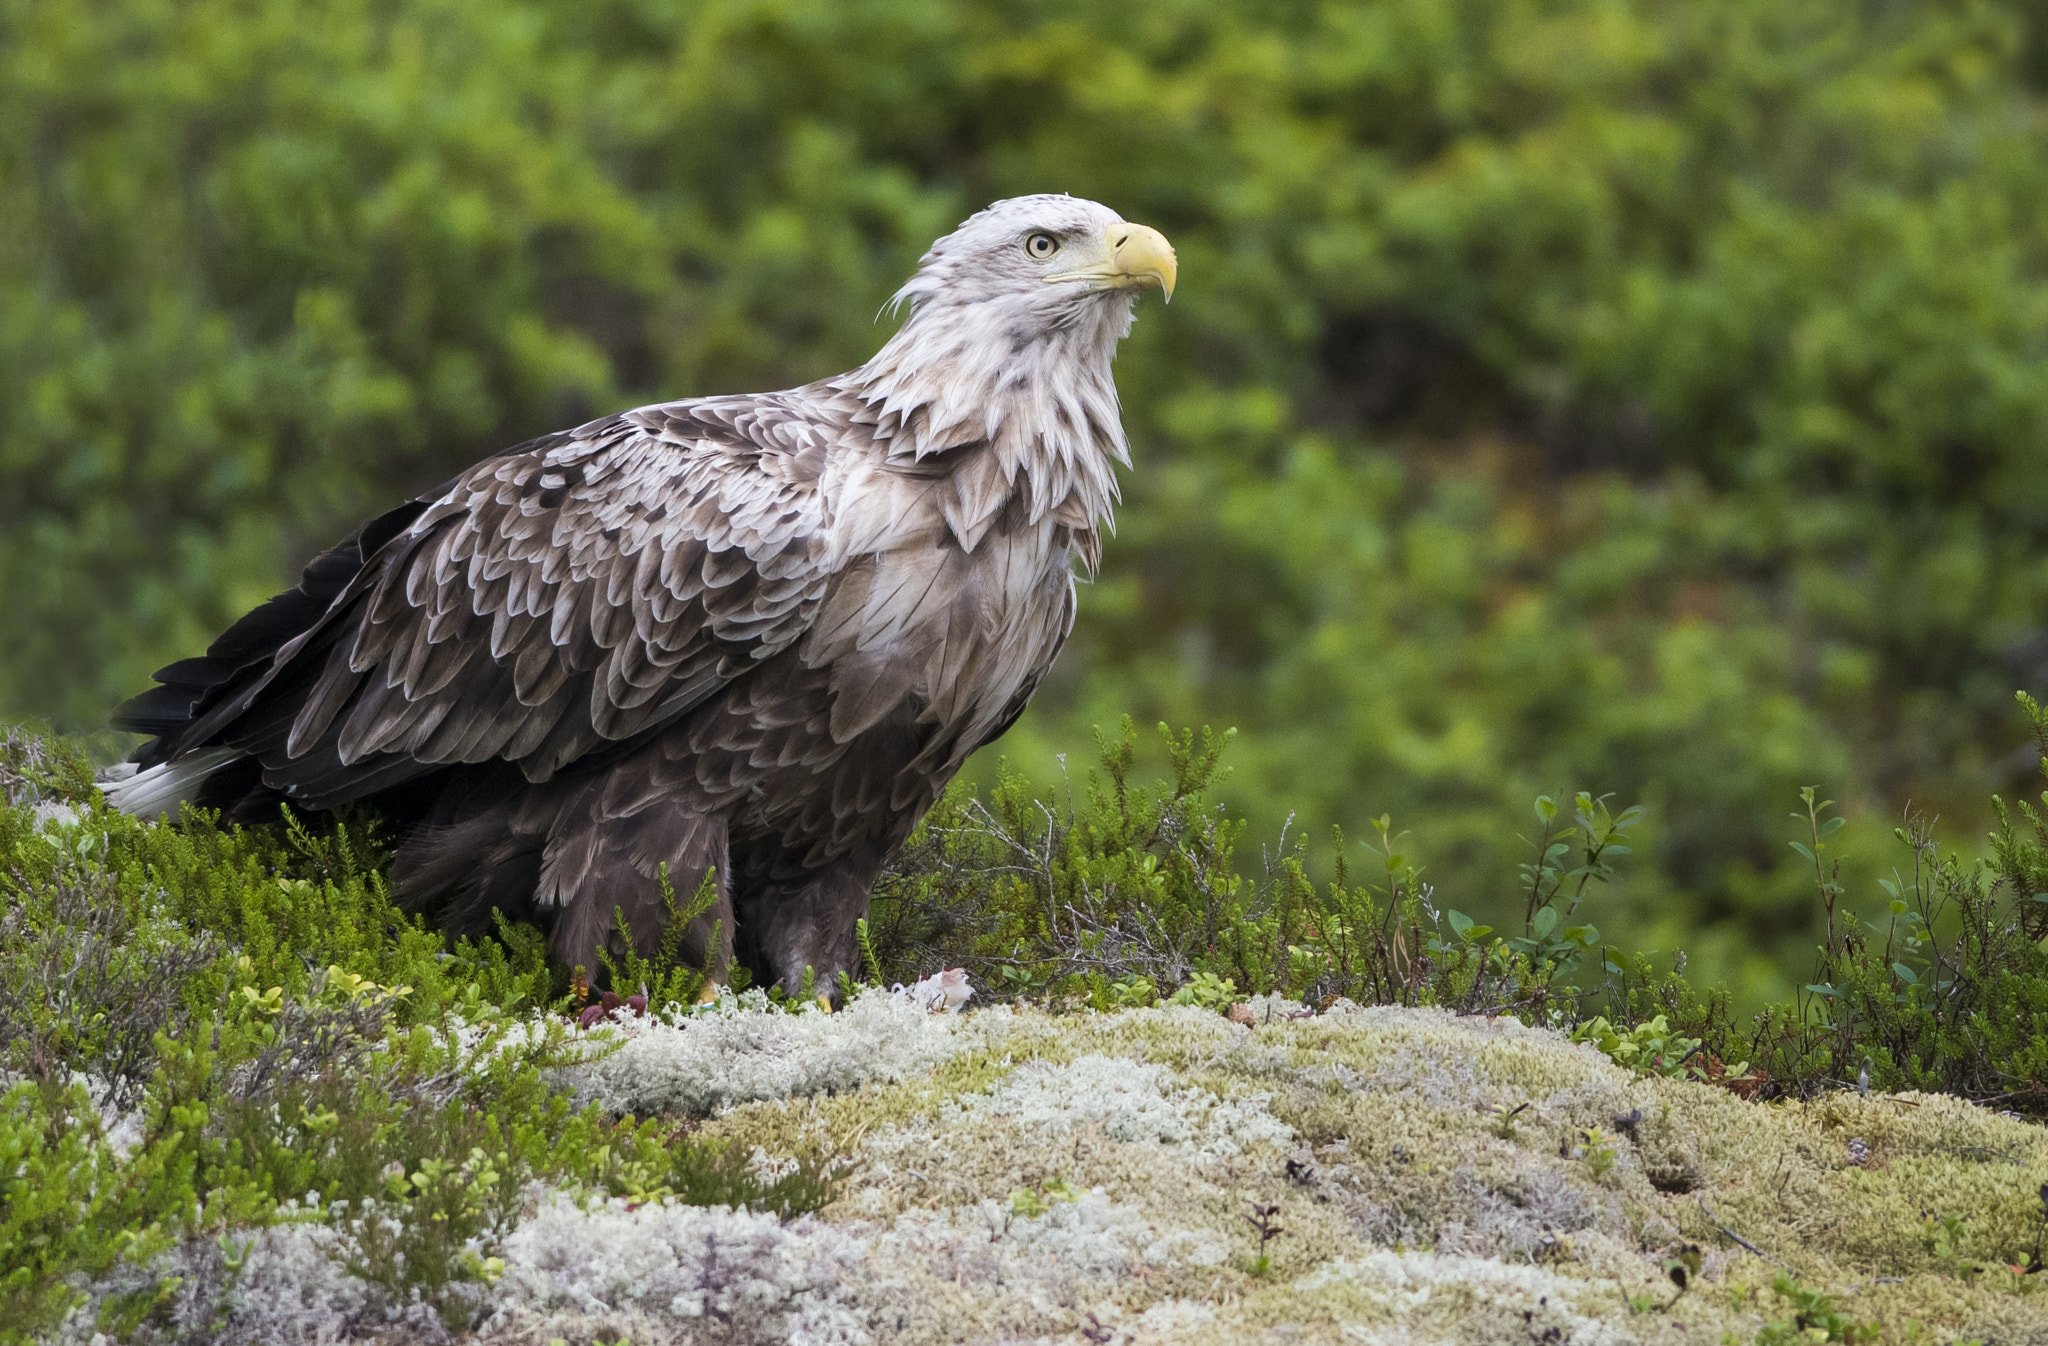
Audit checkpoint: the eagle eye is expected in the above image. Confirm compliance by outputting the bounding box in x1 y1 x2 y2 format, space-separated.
1024 232 1060 260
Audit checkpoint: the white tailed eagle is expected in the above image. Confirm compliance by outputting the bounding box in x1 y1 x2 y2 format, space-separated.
104 195 1176 995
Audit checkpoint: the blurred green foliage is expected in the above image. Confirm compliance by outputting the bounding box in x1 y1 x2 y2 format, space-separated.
7 0 2048 1000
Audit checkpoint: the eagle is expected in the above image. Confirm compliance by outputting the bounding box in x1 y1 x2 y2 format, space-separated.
104 195 1176 996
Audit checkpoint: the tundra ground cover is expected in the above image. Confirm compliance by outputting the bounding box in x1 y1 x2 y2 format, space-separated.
7 722 2048 1342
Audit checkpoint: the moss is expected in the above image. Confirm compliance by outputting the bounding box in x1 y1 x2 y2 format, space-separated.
696 1002 2048 1345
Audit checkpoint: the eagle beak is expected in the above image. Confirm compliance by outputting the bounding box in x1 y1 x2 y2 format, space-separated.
1044 222 1178 303
1111 223 1177 303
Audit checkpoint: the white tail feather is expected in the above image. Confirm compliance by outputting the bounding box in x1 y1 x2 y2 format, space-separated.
100 748 246 819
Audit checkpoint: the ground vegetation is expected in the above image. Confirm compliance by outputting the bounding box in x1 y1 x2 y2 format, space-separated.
8 719 2048 1341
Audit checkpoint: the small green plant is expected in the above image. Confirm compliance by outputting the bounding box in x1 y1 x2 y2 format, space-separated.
596 864 724 1009
1005 1176 1079 1222
855 917 884 984
990 1177 1079 1240
1922 1211 1984 1279
1656 1242 1702 1311
1242 1200 1285 1276
1750 1272 1875 1344
1571 1126 1618 1179
1165 971 1238 1009
0 1079 177 1339
342 1146 522 1331
1102 974 1158 1009
1570 1014 1705 1078
1790 788 1850 964
667 1136 847 1222
1510 793 1643 977
1426 792 1645 1018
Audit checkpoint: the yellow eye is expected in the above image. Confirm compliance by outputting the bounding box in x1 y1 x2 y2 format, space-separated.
1025 232 1060 260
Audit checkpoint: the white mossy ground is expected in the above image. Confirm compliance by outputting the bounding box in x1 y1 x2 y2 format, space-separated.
53 990 2048 1344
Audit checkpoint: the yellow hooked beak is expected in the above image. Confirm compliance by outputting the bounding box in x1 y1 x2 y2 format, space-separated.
1046 221 1178 303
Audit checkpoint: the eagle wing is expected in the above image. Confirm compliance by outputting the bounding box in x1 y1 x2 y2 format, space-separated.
140 396 839 808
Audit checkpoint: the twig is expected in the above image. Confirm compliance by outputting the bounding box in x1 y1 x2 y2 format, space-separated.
1940 1144 2025 1166
1696 1195 1785 1267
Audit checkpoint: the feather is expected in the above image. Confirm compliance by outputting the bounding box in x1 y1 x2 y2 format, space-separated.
101 748 245 818
288 654 366 758
500 686 574 761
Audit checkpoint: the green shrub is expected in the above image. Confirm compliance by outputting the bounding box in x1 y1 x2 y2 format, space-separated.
1752 1272 1877 1346
874 694 2048 1119
1610 693 2048 1114
0 729 763 1339
666 1135 846 1222
594 862 731 1006
0 1080 178 1339
1567 1014 1705 1080
871 717 1628 1017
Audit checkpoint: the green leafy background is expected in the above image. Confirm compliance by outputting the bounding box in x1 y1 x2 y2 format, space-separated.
7 0 2048 1008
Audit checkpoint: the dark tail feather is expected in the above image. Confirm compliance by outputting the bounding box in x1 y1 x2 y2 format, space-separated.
115 500 428 767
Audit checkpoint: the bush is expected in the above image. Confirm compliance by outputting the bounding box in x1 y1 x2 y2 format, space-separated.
870 716 1631 1017
1611 692 2048 1114
877 696 2048 1118
0 730 775 1341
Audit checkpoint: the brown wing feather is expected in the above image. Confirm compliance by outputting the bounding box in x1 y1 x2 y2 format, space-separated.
181 398 838 808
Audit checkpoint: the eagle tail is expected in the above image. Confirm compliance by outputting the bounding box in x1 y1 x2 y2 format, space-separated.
100 747 248 819
111 500 430 774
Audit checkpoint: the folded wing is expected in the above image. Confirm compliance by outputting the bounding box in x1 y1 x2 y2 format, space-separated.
121 396 837 809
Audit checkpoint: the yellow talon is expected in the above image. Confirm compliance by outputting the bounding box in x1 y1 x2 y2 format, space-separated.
815 994 834 1014
694 980 721 1006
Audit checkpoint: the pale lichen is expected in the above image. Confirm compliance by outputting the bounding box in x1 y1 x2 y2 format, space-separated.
45 998 2048 1344
547 985 1009 1116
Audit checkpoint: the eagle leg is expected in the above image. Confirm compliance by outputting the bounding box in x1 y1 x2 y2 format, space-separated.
543 806 735 992
730 843 883 1001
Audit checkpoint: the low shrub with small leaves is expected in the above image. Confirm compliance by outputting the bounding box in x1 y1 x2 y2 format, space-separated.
868 700 2048 1119
1609 693 2048 1115
868 718 1627 1018
0 728 834 1343
1753 1273 1878 1346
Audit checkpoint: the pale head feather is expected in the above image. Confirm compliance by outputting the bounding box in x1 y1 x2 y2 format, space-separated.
839 195 1147 536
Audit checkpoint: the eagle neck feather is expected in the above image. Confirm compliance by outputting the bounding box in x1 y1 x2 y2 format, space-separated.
836 291 1134 557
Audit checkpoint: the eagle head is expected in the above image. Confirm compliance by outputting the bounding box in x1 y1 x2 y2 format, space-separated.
855 196 1175 478
888 194 1176 320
